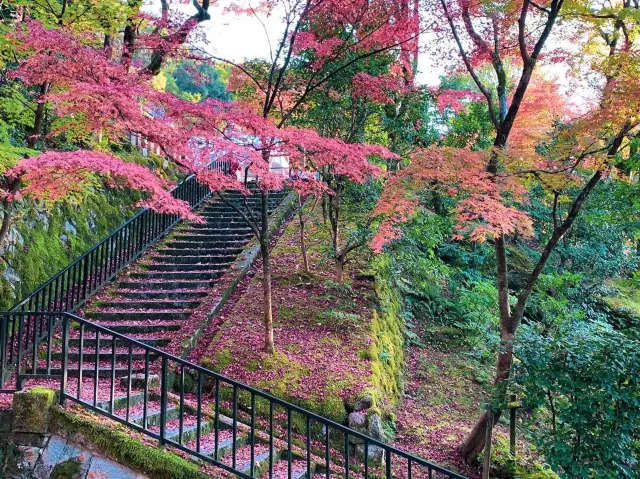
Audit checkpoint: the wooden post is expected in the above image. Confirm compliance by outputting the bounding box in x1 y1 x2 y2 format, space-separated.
482 409 494 479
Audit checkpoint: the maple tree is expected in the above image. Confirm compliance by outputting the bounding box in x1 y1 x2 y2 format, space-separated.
9 10 401 353
373 0 640 463
190 0 424 349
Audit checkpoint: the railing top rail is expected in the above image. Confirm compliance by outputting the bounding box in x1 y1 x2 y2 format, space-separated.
0 311 466 478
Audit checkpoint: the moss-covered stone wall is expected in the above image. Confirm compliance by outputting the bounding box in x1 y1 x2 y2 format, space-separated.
369 253 405 408
0 150 182 309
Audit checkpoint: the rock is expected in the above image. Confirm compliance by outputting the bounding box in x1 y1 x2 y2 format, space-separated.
355 444 385 466
65 221 77 236
353 394 374 411
0 410 13 432
12 388 56 434
348 410 386 467
367 413 384 441
60 234 69 245
88 211 97 231
37 211 49 231
347 411 366 429
3 267 21 286
120 374 159 389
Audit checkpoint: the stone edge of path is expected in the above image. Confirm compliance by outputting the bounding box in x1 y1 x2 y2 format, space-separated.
176 190 298 360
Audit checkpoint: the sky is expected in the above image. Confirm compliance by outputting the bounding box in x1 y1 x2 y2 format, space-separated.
166 0 447 86
159 0 589 100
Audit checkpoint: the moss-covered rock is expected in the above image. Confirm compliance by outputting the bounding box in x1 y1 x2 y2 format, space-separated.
50 457 83 479
12 387 56 434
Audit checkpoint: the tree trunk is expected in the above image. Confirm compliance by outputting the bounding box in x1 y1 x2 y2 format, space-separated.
27 82 49 148
260 190 275 353
461 234 513 462
298 194 309 272
335 258 345 282
262 240 275 353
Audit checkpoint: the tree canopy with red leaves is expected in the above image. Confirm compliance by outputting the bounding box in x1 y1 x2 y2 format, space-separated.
372 0 640 463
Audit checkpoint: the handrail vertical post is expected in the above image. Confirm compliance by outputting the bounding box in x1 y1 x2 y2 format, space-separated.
82 256 89 301
15 313 24 390
160 356 168 445
60 314 69 406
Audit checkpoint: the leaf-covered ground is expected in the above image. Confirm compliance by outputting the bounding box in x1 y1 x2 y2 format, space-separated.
390 327 492 478
195 208 380 421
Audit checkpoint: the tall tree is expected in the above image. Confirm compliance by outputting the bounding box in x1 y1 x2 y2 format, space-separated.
375 0 640 462
194 0 420 349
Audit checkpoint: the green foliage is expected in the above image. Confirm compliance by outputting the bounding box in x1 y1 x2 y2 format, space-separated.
316 309 361 327
164 60 231 103
512 322 640 478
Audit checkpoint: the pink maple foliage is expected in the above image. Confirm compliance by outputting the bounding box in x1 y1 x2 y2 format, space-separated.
6 150 197 220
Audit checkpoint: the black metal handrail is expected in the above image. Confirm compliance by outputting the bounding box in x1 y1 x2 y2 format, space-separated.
0 311 466 479
10 160 231 315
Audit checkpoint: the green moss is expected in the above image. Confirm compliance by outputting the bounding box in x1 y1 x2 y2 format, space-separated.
51 458 82 479
368 254 405 408
12 387 56 433
202 347 234 371
50 406 215 479
604 279 640 315
1 189 140 309
487 436 560 479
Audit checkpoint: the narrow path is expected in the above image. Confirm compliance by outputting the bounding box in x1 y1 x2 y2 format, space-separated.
391 329 485 478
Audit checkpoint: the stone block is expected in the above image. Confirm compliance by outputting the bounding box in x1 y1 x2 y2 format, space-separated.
0 410 13 432
12 432 50 448
12 388 56 434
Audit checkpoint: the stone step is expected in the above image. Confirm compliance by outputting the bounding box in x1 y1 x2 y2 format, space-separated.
40 367 133 378
197 211 252 219
96 392 146 412
129 270 225 281
190 220 256 228
143 262 232 272
116 290 209 300
202 203 282 214
150 254 237 265
235 446 282 477
52 349 154 363
157 247 243 257
172 233 253 242
87 310 193 321
202 432 251 461
166 240 248 250
97 300 202 310
118 280 215 290
179 227 253 235
127 406 180 427
69 337 170 348
164 418 217 444
89 322 182 334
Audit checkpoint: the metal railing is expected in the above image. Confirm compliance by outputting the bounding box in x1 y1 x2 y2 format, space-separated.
10 161 231 315
0 311 467 479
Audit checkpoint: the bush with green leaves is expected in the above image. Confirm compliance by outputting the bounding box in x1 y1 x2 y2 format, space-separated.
511 322 640 478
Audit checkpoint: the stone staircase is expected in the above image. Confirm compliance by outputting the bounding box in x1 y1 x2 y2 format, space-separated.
53 189 288 377
94 391 314 478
